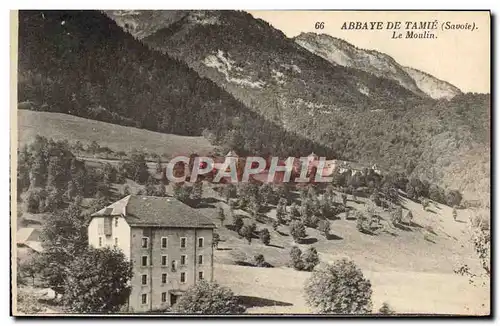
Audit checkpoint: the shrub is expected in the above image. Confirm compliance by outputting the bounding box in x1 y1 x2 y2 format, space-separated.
390 206 402 226
318 220 330 237
173 280 245 314
302 247 320 272
304 258 373 314
253 254 272 268
289 246 304 271
290 220 307 243
232 215 244 233
378 302 395 314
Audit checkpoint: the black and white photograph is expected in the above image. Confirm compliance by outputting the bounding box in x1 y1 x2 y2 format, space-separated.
10 9 491 316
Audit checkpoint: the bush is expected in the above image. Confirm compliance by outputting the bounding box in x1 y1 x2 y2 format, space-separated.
232 215 244 233
318 220 330 237
302 247 320 272
259 228 271 246
290 220 307 243
304 258 373 314
390 206 402 226
25 188 47 213
173 280 245 314
378 302 395 314
289 246 304 271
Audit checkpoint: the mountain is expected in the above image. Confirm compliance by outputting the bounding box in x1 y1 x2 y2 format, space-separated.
105 10 187 40
17 10 334 158
294 32 462 100
402 66 463 100
112 10 488 203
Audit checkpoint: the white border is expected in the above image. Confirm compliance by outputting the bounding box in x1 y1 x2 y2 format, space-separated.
2 1 497 325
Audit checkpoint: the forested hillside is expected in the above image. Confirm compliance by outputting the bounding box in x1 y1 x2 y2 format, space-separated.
138 10 490 203
17 10 334 158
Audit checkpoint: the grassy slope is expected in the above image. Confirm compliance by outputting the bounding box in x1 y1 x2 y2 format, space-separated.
195 185 489 314
16 111 489 314
18 110 214 158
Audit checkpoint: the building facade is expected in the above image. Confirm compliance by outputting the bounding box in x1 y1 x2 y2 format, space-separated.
88 195 216 312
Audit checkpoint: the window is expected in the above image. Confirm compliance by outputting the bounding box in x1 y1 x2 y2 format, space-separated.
198 237 204 248
98 237 102 247
180 272 186 283
198 271 204 280
141 274 147 285
161 273 167 284
180 255 187 266
161 237 168 249
180 237 187 248
141 256 148 267
114 237 118 246
142 237 149 249
161 255 168 266
198 255 203 265
115 218 118 227
161 292 167 303
141 294 148 305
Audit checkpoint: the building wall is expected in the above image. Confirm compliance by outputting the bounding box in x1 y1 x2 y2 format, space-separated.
87 216 131 259
128 227 214 312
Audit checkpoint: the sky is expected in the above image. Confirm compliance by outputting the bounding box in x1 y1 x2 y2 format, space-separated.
248 11 490 93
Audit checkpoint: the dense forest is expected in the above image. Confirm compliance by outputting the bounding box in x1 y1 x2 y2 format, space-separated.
17 10 335 158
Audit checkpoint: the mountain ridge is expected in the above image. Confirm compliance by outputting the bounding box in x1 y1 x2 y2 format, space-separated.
294 32 462 100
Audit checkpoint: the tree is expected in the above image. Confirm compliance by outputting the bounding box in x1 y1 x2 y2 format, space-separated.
232 215 244 233
36 204 88 295
212 233 220 249
259 228 271 246
253 254 266 267
289 246 304 271
259 183 275 206
190 182 203 207
63 247 133 313
355 211 370 233
302 247 320 272
318 220 331 238
276 200 287 225
173 183 191 203
304 258 373 314
241 224 256 244
446 190 463 207
406 211 413 225
288 203 300 221
173 280 245 314
145 176 156 196
18 256 40 286
290 220 307 243
272 220 279 231
390 206 402 226
217 207 226 227
17 291 44 314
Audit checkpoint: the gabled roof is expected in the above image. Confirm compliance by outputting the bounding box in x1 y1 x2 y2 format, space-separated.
225 150 238 157
91 195 215 229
